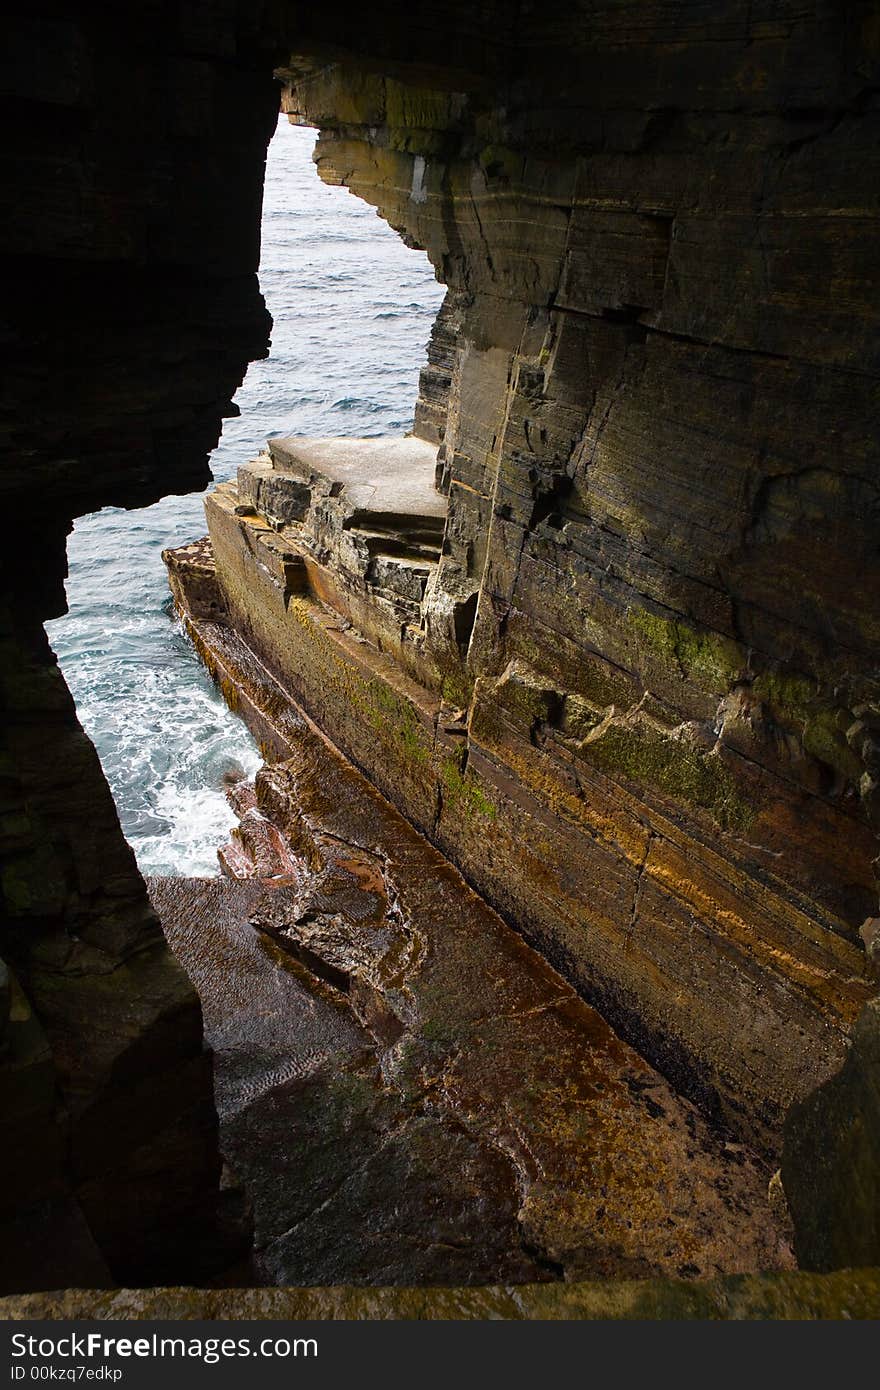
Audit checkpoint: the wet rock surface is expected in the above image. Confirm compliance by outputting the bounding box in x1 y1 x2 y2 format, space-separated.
149 612 794 1286
151 877 546 1287
175 484 875 1160
4 0 880 1293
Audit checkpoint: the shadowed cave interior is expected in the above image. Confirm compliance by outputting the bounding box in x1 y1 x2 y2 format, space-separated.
1 1 879 1318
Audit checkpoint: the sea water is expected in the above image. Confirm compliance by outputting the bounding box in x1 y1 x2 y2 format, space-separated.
46 117 445 876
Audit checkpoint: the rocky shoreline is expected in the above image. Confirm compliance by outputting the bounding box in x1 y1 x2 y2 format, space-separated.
3 0 878 1307
159 533 796 1285
165 428 874 1163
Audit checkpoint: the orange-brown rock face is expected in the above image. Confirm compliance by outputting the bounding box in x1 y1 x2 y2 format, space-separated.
185 8 880 1160
3 0 880 1293
146 615 795 1285
180 416 874 1160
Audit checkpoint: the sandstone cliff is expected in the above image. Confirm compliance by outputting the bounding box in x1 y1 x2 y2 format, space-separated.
201 9 880 1159
2 1 879 1289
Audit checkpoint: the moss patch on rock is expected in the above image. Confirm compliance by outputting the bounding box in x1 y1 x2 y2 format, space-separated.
628 607 745 694
752 671 861 784
441 754 497 821
585 722 755 832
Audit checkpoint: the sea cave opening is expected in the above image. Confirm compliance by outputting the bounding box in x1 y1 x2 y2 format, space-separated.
46 114 445 880
4 6 877 1313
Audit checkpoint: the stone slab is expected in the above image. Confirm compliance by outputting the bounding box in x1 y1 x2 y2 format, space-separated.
267 435 445 521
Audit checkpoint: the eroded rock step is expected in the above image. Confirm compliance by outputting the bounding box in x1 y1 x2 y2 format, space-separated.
151 615 793 1287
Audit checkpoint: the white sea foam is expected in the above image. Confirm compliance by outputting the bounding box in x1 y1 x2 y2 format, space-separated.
134 781 256 878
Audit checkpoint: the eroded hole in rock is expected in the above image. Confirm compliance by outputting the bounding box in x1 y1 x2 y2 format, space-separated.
5 10 879 1313
45 116 445 879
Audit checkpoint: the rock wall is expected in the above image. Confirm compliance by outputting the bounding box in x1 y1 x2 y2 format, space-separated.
782 994 880 1270
203 7 880 1155
2 0 879 1288
153 561 797 1282
0 2 281 1289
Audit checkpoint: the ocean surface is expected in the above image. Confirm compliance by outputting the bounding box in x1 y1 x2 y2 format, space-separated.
46 117 445 876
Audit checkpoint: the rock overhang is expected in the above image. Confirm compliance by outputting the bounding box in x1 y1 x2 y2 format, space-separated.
3 0 880 1293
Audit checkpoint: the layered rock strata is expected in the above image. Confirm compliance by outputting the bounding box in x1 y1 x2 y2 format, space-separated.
4 0 880 1291
147 585 794 1284
181 421 875 1159
184 17 880 1161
